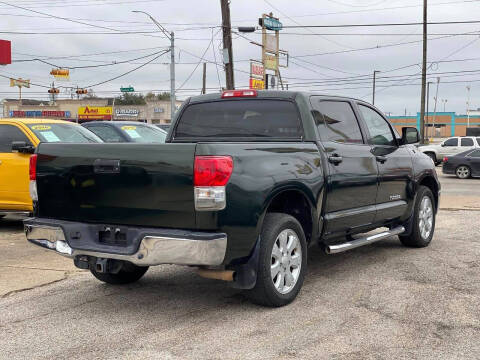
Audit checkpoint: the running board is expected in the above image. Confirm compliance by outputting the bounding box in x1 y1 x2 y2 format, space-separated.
325 226 405 254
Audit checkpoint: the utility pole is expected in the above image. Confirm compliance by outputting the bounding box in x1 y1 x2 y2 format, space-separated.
426 81 431 138
132 11 176 120
466 85 471 127
220 0 234 89
372 70 380 105
202 63 207 94
419 0 428 144
432 77 440 139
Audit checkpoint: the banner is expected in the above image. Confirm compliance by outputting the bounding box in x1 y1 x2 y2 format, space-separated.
78 106 112 120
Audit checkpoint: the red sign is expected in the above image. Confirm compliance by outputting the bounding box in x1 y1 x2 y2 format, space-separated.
10 110 71 118
250 62 264 78
0 40 11 65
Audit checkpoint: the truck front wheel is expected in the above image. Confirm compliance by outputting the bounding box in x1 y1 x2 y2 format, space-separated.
90 262 149 285
246 213 307 307
399 185 436 248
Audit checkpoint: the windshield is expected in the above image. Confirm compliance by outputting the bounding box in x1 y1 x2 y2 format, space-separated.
118 124 166 143
28 123 102 143
174 99 303 139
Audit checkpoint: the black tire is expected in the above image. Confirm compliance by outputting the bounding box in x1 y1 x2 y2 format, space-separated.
399 186 436 248
245 213 307 307
90 262 149 285
455 165 471 179
424 152 437 164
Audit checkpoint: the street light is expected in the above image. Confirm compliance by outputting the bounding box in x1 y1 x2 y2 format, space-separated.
132 10 176 121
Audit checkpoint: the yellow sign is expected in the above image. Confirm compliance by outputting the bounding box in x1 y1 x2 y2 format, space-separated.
78 106 112 120
249 78 265 90
265 54 278 71
121 125 136 130
10 78 30 88
31 125 52 130
50 68 70 81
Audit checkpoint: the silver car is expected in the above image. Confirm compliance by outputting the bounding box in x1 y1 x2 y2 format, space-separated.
419 136 480 165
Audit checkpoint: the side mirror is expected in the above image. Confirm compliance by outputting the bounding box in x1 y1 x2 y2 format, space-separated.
11 141 35 154
401 127 419 145
440 143 445 147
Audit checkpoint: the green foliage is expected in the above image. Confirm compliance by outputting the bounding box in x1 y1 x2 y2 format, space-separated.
145 92 171 101
114 93 146 105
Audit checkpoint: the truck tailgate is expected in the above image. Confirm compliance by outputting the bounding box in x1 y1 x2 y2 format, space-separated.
35 143 196 228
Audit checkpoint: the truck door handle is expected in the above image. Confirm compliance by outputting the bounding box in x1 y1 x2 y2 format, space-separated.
376 155 387 163
93 159 120 174
328 154 343 165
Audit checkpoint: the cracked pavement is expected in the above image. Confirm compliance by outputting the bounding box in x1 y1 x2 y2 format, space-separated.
0 170 479 359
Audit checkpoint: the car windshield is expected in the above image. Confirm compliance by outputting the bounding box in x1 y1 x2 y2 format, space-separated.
28 123 102 143
117 124 166 143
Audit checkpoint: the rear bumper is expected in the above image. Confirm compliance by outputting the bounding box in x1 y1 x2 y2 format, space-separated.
24 218 227 266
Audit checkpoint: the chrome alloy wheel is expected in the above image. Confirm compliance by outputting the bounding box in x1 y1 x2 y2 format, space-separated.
418 196 434 240
270 229 302 295
456 166 470 179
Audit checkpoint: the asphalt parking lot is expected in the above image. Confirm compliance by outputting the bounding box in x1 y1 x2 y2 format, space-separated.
1 169 479 360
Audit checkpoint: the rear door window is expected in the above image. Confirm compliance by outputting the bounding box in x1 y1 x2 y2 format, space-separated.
469 150 480 157
311 100 364 144
461 138 474 146
0 124 31 152
443 138 458 146
174 99 303 139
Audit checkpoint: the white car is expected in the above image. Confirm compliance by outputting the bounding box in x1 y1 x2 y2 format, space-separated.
419 136 480 165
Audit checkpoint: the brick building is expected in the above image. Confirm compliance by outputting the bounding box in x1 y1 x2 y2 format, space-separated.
388 112 480 138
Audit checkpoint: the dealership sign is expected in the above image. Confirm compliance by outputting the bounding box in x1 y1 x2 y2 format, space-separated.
9 110 71 118
115 108 139 117
78 106 112 120
249 78 265 90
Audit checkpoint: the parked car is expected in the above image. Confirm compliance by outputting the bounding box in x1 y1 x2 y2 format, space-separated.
82 121 167 143
419 136 480 165
25 90 440 307
442 149 480 178
0 118 101 217
155 124 171 132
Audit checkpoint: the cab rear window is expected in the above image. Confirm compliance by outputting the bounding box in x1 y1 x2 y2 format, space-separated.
174 99 303 139
28 123 102 143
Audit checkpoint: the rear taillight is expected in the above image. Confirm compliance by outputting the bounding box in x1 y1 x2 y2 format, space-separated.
194 156 233 211
29 154 38 201
221 89 257 98
443 157 448 163
29 154 37 180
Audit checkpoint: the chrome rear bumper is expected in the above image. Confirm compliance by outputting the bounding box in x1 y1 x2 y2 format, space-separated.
24 222 227 267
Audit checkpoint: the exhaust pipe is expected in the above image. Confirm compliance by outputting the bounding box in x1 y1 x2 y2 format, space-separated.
326 226 405 254
197 268 235 282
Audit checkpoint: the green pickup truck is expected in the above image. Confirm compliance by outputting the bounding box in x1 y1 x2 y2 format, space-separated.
25 90 440 307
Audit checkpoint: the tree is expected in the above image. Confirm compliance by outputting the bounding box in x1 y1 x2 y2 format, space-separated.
145 92 170 101
114 93 146 105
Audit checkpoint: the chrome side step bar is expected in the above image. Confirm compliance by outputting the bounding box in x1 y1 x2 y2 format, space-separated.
325 226 405 254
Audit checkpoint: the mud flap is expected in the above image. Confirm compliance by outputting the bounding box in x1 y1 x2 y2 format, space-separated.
229 236 261 290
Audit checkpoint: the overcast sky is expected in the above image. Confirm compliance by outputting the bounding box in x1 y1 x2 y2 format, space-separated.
1 0 480 115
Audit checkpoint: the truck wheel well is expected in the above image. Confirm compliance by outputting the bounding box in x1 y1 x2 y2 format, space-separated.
265 190 313 243
419 176 439 209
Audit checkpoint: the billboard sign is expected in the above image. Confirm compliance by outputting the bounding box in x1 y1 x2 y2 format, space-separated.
115 108 139 117
265 35 278 53
0 40 11 65
10 78 30 88
249 78 265 90
78 106 112 120
250 62 264 79
264 54 278 71
9 110 71 118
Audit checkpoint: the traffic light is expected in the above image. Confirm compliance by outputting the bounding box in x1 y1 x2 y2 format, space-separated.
76 88 88 95
48 88 60 94
50 68 69 76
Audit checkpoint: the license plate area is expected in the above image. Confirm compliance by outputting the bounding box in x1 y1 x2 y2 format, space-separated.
98 226 128 247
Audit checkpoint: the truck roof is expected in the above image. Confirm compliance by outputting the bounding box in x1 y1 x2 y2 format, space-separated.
188 90 367 104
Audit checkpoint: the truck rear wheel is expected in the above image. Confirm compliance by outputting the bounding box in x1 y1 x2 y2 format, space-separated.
399 186 435 248
245 213 307 307
90 262 149 285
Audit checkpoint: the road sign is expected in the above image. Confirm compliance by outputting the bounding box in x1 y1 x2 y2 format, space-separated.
249 78 265 90
120 86 134 92
262 17 282 31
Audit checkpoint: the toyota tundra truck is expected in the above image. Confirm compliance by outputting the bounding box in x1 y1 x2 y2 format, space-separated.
25 90 440 307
